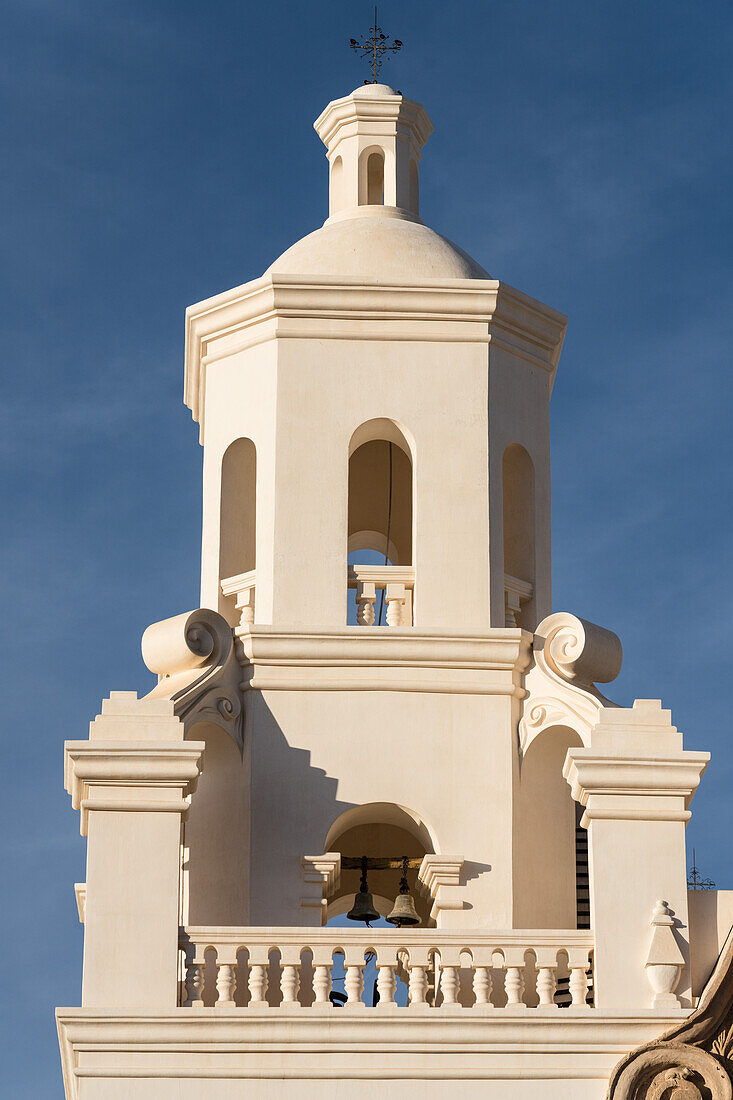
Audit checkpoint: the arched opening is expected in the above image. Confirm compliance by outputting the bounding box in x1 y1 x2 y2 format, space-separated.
409 159 419 216
347 420 413 625
323 803 435 1006
513 725 584 929
324 803 435 926
330 155 343 213
219 437 256 625
502 443 535 629
366 150 384 205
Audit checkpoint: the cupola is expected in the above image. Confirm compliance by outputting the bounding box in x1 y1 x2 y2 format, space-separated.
314 83 432 220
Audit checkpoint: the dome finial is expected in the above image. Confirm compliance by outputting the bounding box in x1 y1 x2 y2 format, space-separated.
350 6 403 85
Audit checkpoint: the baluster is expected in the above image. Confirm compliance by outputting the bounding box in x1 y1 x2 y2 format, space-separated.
569 966 588 1006
344 965 364 1006
408 966 428 1006
569 965 589 1006
356 581 376 626
313 965 331 1004
376 964 396 1006
440 965 459 1006
505 967 524 1005
532 949 558 1008
216 963 237 1007
473 966 492 1006
248 964 268 1005
184 961 204 1007
236 586 255 626
385 583 406 627
536 967 556 1006
280 965 300 1005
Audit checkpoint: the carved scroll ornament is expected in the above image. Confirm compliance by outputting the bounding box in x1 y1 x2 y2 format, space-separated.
608 925 733 1099
141 608 243 750
518 612 623 756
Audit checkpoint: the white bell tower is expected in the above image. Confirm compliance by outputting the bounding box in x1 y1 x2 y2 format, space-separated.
59 78 718 1100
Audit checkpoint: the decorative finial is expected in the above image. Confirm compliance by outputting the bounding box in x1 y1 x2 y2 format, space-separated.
350 7 402 85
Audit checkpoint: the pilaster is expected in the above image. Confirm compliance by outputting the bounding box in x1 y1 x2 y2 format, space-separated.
564 699 708 1013
65 691 204 1009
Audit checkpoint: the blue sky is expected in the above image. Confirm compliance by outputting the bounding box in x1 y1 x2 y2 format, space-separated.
2 0 732 1092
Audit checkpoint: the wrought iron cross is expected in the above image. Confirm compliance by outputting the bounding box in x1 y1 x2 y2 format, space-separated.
687 849 715 890
350 7 402 84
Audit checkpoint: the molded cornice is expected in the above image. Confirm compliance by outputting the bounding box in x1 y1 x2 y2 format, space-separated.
234 625 532 695
183 275 567 435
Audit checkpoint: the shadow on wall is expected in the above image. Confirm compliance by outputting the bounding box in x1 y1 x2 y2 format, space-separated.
184 698 361 928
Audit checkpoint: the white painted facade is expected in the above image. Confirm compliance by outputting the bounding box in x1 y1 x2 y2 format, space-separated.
58 84 731 1099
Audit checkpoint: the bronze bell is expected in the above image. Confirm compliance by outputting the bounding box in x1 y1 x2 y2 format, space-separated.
386 858 422 927
347 857 380 926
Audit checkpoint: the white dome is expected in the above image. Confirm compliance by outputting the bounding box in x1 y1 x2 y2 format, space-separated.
266 213 490 281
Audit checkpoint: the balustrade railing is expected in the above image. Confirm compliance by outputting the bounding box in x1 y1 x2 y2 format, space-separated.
179 927 594 1010
221 569 256 627
348 565 415 626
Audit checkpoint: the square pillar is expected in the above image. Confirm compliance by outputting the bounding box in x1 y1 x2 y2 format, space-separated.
65 692 204 1009
564 700 708 1013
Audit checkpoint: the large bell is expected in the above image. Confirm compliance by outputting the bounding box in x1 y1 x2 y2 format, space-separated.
386 859 422 927
346 889 380 926
347 856 380 926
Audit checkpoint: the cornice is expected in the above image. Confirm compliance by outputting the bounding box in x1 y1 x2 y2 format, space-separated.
64 741 205 834
234 625 532 695
56 1007 690 1099
563 752 710 823
313 92 433 152
183 274 566 433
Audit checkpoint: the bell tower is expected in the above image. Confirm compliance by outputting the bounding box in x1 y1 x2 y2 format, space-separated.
60 71 717 1100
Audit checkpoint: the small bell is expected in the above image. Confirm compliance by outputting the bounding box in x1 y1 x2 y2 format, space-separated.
347 856 380 926
387 857 421 927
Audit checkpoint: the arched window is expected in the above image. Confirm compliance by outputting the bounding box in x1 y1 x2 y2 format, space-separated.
366 150 384 205
330 155 344 212
409 160 419 216
219 437 256 624
502 443 535 628
347 420 413 625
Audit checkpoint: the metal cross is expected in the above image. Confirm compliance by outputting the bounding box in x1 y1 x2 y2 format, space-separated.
687 849 716 890
350 7 402 85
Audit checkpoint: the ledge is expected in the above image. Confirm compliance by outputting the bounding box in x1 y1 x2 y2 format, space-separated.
233 626 532 694
56 1008 690 1098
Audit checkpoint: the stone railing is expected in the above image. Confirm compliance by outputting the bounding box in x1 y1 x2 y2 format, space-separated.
221 569 256 626
179 927 594 1010
348 565 415 626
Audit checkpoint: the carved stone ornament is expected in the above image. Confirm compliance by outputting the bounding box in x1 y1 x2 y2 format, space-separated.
608 924 733 1099
518 611 623 757
141 608 243 750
